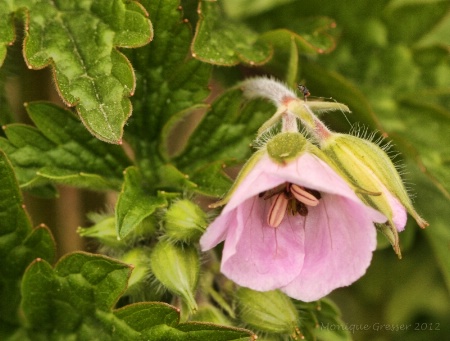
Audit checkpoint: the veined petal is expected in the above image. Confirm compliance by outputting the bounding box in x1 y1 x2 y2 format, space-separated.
280 194 377 301
200 211 234 251
221 196 305 291
274 153 386 223
221 157 286 215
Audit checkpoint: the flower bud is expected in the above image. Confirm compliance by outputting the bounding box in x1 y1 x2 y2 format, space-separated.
150 240 199 312
77 215 123 248
236 288 300 336
321 133 428 255
164 200 207 243
78 214 157 249
120 247 151 291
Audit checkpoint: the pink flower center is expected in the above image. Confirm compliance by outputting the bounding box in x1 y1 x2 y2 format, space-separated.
260 183 321 228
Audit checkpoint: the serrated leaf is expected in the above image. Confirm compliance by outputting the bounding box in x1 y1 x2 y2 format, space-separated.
192 1 272 66
21 252 139 339
0 102 131 192
126 0 211 161
115 166 168 238
3 0 153 143
0 151 55 330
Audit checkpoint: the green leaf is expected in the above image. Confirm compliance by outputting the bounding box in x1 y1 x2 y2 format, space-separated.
192 1 272 66
114 302 179 332
0 151 55 331
126 0 211 161
115 166 168 239
21 252 139 340
0 2 15 66
174 89 273 196
0 102 131 192
3 0 153 143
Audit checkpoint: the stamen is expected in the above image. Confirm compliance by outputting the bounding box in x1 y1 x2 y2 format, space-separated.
267 192 289 228
290 184 320 206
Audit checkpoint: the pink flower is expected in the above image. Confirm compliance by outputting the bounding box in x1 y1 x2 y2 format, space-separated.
200 152 386 302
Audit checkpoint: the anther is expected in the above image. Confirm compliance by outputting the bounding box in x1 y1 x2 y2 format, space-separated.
290 184 320 206
267 192 289 228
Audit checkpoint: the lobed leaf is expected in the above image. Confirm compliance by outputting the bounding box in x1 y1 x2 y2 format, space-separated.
2 0 153 143
0 151 55 333
192 1 272 66
126 0 211 160
0 102 131 193
21 252 138 340
21 253 255 340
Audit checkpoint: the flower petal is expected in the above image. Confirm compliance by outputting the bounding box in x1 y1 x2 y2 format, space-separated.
200 211 233 251
280 194 377 301
221 196 305 291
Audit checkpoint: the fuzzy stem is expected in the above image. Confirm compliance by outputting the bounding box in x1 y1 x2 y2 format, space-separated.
281 112 298 132
302 104 333 143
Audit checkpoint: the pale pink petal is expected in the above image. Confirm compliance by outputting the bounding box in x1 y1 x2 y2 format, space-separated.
200 211 233 251
220 196 305 291
380 183 407 231
280 194 377 301
222 159 285 215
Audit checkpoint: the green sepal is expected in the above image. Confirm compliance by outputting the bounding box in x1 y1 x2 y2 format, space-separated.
321 133 428 256
266 132 308 164
236 288 299 336
324 133 426 227
115 166 168 239
163 200 208 244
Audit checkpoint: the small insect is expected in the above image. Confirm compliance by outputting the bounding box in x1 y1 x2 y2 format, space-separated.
297 84 310 101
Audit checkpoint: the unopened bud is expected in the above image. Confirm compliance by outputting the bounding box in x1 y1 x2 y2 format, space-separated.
236 288 299 335
120 247 151 291
77 215 123 248
321 133 428 255
164 200 207 243
150 241 199 312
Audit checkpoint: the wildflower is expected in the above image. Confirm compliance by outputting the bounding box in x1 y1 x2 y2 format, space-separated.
242 77 428 256
200 133 386 302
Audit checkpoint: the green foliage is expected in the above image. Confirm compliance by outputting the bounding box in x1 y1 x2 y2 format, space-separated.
0 0 449 340
0 151 56 337
192 1 272 66
1 0 152 143
0 102 131 195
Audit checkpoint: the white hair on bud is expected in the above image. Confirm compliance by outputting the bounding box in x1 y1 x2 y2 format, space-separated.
240 76 298 106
